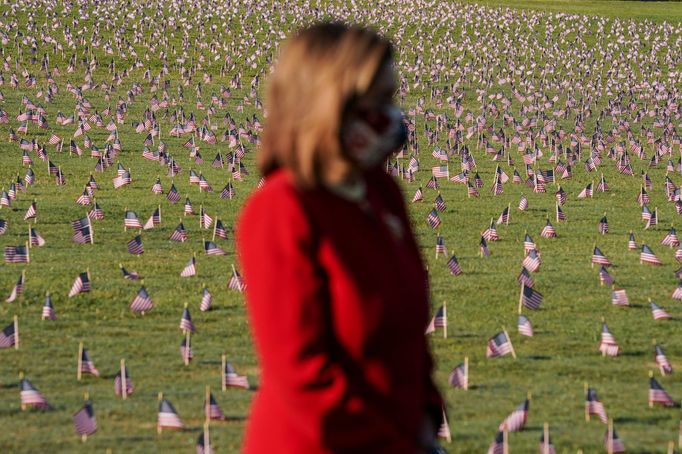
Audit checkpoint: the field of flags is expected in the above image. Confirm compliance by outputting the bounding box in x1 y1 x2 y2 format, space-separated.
0 0 682 452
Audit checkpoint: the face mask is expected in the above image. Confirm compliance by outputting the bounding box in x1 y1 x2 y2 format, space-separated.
343 105 407 169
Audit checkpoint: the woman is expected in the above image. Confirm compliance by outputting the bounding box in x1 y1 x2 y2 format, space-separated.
237 23 443 453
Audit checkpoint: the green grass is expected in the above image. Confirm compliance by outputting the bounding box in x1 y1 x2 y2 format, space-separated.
0 0 680 452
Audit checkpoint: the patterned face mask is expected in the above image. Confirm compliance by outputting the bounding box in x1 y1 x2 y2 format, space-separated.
342 105 406 169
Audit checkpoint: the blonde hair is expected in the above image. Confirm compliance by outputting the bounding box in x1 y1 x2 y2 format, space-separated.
259 22 392 189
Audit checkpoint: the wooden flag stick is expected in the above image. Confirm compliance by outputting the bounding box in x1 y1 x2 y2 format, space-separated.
649 370 654 408
518 283 525 314
502 424 509 454
14 315 19 350
503 327 516 359
668 441 674 454
88 212 95 244
184 331 191 366
221 354 227 391
120 359 127 400
607 419 614 454
25 241 30 263
205 385 211 423
543 422 549 454
77 341 83 381
157 392 163 435
212 217 218 242
158 204 161 224
442 302 447 339
28 224 31 249
124 206 128 231
584 382 590 422
464 356 469 391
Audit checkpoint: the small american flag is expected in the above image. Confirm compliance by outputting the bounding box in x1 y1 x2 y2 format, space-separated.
20 378 50 409
204 240 227 256
517 314 533 337
200 287 213 312
124 211 142 229
540 219 556 238
180 337 193 363
0 321 17 348
127 235 144 255
167 184 180 202
80 348 100 377
143 207 161 230
518 195 528 211
170 223 188 242
586 388 608 423
610 289 629 306
180 307 196 333
522 249 541 272
196 431 213 454
73 401 97 436
448 362 467 389
130 286 153 313
539 431 556 454
200 207 213 229
4 245 29 263
599 322 619 356
517 267 534 287
68 272 90 297
223 362 249 389
486 332 513 358
446 255 462 276
651 301 671 320
487 431 504 454
205 393 225 420
42 294 56 320
649 376 675 406
604 426 625 453
520 285 542 310
158 399 185 430
180 256 197 277
598 215 608 234
228 267 245 292
599 266 614 286
641 244 663 265
592 247 611 266
577 182 593 199
425 306 446 334
498 399 528 432
655 344 673 375
114 370 134 397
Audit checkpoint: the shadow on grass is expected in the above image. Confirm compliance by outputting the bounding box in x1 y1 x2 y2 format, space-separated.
526 355 551 360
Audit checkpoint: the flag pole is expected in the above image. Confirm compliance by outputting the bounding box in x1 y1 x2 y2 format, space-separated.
543 422 549 454
205 385 211 423
503 327 516 359
221 354 227 391
158 204 161 225
649 370 654 408
502 424 509 454
88 211 94 244
668 441 674 454
28 223 31 248
25 241 30 263
120 359 127 400
212 217 217 242
82 390 89 443
77 341 83 381
607 419 614 454
464 356 469 390
442 302 447 339
157 392 163 435
518 283 524 314
184 331 191 366
14 315 19 350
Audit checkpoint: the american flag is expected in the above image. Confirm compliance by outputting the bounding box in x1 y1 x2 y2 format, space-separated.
73 401 97 436
486 332 513 358
170 223 188 242
467 182 479 197
200 207 213 229
523 233 536 252
628 232 637 250
597 174 609 192
592 247 611 266
610 289 629 306
496 206 509 225
24 168 35 186
167 184 180 203
80 347 100 377
577 182 593 199
432 164 449 179
151 178 163 194
599 322 619 356
539 431 556 454
0 321 17 348
599 266 614 286
5 272 25 303
19 378 50 409
0 219 7 236
88 202 104 220
655 344 673 375
180 336 193 363
42 294 56 320
214 219 228 240
446 255 462 276
662 227 679 247
479 236 490 257
673 282 682 300
220 181 236 199
199 174 213 192
426 176 439 189
143 207 161 230
517 314 533 337
434 193 446 212
522 249 541 272
435 235 447 257
426 209 441 229
130 286 153 313
68 272 91 297
228 267 246 292
196 431 213 454
23 201 37 220
200 287 213 312
517 267 534 287
641 205 652 221
180 256 197 277
180 307 196 333
120 265 140 280
498 399 528 432
520 285 542 310
649 376 675 406
205 393 225 420
437 408 451 442
124 211 142 229
637 187 650 205
425 305 446 334
586 387 608 423
75 188 91 206
487 431 504 454
127 235 144 255
540 219 556 238
204 240 227 256
518 194 528 210
114 369 134 397
604 426 626 453
598 215 608 234
482 221 499 241
5 245 29 263
158 399 185 430
223 362 250 389
448 362 467 389
112 170 132 188
650 301 671 320
645 208 658 229
640 244 662 265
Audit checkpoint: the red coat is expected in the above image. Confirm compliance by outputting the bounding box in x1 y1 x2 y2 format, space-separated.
237 167 442 453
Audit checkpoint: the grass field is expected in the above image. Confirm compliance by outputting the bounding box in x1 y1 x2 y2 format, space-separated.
0 0 681 452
